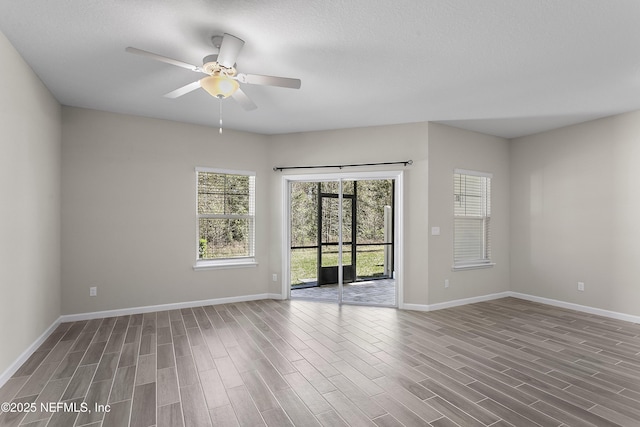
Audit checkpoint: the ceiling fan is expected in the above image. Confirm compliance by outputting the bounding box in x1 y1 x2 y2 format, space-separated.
125 33 301 111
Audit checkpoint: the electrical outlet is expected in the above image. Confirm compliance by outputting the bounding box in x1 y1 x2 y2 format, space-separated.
577 281 585 292
272 274 278 282
89 286 97 297
445 279 449 288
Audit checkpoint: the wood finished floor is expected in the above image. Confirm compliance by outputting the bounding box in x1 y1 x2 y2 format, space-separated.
1 297 640 427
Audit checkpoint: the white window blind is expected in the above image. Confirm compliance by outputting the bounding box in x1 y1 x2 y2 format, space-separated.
453 170 492 269
196 168 255 264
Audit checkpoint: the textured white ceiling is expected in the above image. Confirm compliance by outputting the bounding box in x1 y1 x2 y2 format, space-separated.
1 0 640 138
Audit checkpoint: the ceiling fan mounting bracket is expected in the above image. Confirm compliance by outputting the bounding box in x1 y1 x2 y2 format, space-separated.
211 35 224 49
202 54 218 65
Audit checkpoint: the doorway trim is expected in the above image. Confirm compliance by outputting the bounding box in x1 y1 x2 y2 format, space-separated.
281 170 404 307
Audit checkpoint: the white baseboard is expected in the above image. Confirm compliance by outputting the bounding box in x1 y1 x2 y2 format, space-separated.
401 291 511 312
509 292 640 324
60 293 284 322
0 318 61 388
428 291 512 311
400 291 640 324
400 303 430 312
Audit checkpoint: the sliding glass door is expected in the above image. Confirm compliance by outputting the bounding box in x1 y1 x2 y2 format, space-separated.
288 175 397 306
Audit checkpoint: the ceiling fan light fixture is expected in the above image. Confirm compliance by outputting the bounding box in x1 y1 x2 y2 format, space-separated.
200 75 239 99
126 32 300 110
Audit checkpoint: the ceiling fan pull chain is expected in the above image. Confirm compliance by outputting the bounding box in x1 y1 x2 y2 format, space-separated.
219 97 223 134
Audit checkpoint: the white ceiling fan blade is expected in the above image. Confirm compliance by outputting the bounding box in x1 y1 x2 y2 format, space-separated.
231 88 258 110
237 73 301 89
217 34 245 68
126 47 203 73
163 80 201 98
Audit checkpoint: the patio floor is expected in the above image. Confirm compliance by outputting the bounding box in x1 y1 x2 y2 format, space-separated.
290 278 396 306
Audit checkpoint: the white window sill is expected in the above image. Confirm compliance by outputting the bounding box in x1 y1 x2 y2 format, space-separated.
452 262 495 271
193 259 258 271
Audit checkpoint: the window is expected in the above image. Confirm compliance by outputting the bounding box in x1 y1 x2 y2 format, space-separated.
453 169 493 270
195 168 256 269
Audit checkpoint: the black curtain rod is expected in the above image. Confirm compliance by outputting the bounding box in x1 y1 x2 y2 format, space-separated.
273 160 413 172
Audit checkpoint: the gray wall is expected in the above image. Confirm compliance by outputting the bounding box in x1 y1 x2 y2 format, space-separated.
510 111 640 316
60 116 510 313
61 107 271 314
428 123 511 304
0 31 61 375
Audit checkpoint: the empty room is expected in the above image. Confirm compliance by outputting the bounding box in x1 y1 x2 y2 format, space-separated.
1 1 640 426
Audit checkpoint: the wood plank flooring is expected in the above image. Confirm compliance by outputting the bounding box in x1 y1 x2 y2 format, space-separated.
1 297 640 426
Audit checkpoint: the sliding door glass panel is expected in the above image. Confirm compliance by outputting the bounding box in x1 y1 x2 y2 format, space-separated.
290 180 340 301
342 179 396 306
